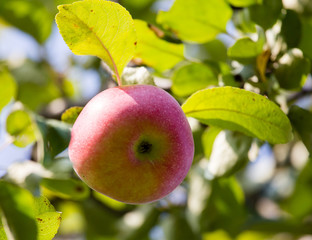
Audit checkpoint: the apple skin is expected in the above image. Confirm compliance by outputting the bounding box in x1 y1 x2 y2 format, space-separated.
68 84 194 204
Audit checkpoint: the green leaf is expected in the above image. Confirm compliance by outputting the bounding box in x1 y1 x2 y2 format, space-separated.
157 0 232 43
228 37 264 63
37 212 62 240
34 196 61 240
199 177 246 234
275 49 310 90
61 106 83 124
0 68 16 113
282 158 312 218
299 19 312 60
232 8 257 33
36 117 71 167
56 0 136 80
182 87 292 144
202 126 223 159
0 0 53 43
281 10 302 48
184 39 227 62
6 110 36 148
248 0 282 30
34 196 56 216
0 217 7 240
227 0 263 7
162 209 200 240
41 178 90 200
288 106 312 154
11 60 61 111
206 130 252 178
133 19 184 73
0 181 37 240
171 63 218 97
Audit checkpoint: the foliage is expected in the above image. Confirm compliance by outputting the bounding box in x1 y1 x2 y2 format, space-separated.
0 0 312 239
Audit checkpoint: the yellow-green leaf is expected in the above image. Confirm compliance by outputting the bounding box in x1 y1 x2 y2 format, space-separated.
134 19 185 72
61 106 83 124
37 212 61 240
157 0 232 43
171 62 218 97
182 87 292 144
6 110 36 148
56 0 136 80
0 68 16 113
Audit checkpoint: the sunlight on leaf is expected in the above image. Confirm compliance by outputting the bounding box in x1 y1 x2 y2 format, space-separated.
41 178 90 200
0 181 37 240
228 0 263 7
171 62 218 97
0 0 53 43
6 110 36 148
288 106 312 154
248 0 282 30
56 0 136 81
228 37 264 63
36 117 71 167
275 48 310 90
133 19 184 73
34 196 61 240
0 68 16 114
182 87 292 144
157 0 232 43
61 106 83 124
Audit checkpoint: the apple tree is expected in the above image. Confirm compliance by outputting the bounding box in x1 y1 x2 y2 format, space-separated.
0 0 312 239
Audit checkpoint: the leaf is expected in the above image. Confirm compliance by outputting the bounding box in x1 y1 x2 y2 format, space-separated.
206 130 252 178
0 68 16 113
0 217 7 240
6 110 36 148
11 60 61 111
41 178 90 200
184 39 227 62
34 196 61 240
34 196 56 216
282 158 312 218
36 212 62 240
199 177 246 235
299 19 312 60
227 0 263 7
162 209 200 240
288 106 312 154
0 181 37 240
248 0 282 30
256 49 271 82
36 117 71 167
281 10 302 48
171 63 218 97
56 0 136 80
0 0 53 43
275 49 310 90
157 0 232 43
61 106 83 124
228 37 264 63
202 126 223 159
232 8 257 33
182 87 292 144
133 19 184 73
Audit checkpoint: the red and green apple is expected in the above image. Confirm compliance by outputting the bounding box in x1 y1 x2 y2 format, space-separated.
69 85 194 204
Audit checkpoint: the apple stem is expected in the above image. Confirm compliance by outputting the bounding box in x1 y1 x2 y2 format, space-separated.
116 73 122 86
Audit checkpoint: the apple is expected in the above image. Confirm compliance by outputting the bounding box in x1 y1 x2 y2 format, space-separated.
68 84 194 204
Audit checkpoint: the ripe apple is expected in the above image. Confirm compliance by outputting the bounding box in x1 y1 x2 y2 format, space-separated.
68 85 194 204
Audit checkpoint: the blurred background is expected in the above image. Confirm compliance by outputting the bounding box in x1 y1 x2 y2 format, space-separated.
1 0 312 239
